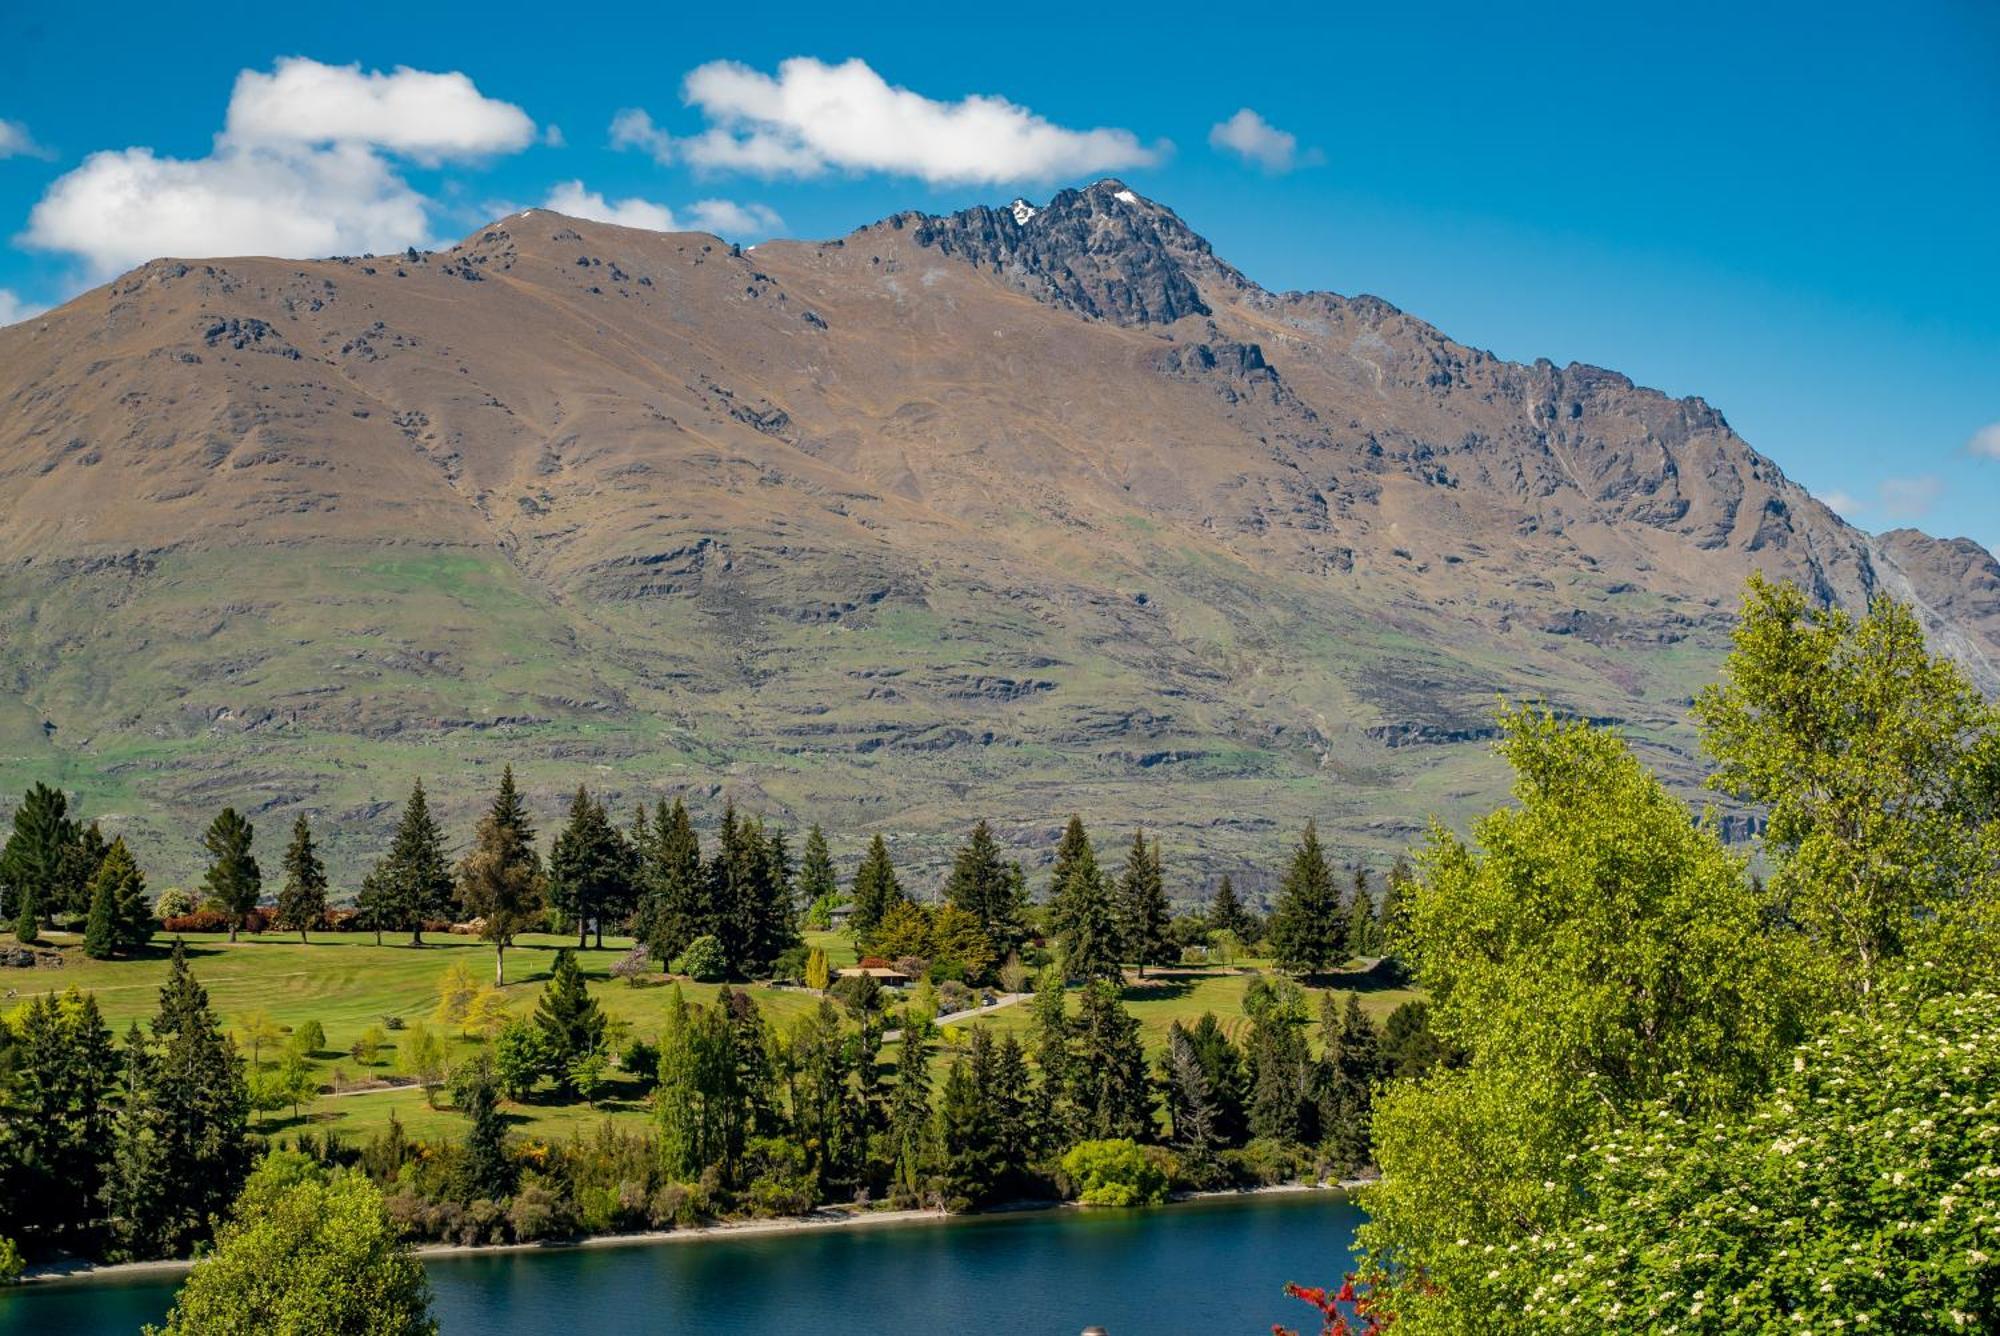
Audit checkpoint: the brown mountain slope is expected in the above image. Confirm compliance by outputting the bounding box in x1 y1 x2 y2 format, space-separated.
1 180 1991 892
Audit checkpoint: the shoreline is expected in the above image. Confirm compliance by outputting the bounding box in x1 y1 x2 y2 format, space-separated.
12 1180 1361 1290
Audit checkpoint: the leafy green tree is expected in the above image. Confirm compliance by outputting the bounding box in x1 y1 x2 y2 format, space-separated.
1494 985 2000 1332
1115 829 1172 975
490 1018 548 1101
670 933 728 982
944 820 1025 962
1060 1138 1167 1206
456 766 546 985
1357 707 1811 1332
637 797 705 962
1268 820 1343 975
1695 573 2000 995
273 816 328 943
533 948 606 1095
200 808 262 942
549 785 634 950
0 782 76 929
372 781 455 946
150 1159 435 1335
848 833 903 940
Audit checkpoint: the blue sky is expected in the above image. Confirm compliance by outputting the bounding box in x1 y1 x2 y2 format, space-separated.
2 1 1995 550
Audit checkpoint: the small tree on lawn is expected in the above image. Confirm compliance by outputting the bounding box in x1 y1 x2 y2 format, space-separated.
201 808 262 942
274 816 329 943
534 948 606 1096
457 765 546 985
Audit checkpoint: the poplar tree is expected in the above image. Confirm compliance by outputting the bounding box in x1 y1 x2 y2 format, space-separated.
1116 829 1172 975
456 766 546 985
200 807 262 942
848 834 903 940
1268 820 1344 975
274 816 329 943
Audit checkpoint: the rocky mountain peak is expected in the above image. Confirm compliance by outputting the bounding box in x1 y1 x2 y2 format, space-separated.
903 179 1249 326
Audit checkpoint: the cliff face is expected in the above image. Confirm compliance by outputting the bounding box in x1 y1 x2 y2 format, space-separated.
0 181 1989 887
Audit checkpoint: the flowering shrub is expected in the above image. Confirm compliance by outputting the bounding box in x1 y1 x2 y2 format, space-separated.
1275 1277 1391 1336
1486 988 2000 1331
1059 1138 1168 1207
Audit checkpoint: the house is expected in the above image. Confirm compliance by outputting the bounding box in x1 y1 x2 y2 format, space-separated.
835 955 912 988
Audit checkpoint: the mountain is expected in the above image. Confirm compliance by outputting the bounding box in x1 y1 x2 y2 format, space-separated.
3 179 1995 893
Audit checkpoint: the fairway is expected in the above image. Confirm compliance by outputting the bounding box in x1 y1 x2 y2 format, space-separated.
2 929 1411 1144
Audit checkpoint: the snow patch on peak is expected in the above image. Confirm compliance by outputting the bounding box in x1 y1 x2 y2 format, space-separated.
1113 189 1139 205
1010 198 1039 225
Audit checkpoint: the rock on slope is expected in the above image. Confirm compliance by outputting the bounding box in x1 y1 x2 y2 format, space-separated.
0 180 1991 889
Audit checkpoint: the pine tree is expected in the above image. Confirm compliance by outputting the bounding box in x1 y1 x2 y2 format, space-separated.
373 781 454 946
84 863 120 958
549 786 634 949
1116 830 1172 976
990 1032 1035 1186
107 839 153 950
456 766 546 985
1345 866 1377 959
945 820 1024 962
798 823 837 913
1045 815 1093 932
887 1023 934 1207
102 1022 171 1261
1316 992 1383 1174
59 821 110 921
638 797 705 962
0 782 75 931
1052 831 1120 985
533 948 606 1095
200 807 262 942
1163 1022 1224 1168
1244 978 1315 1145
9 987 118 1249
143 941 251 1256
1184 1012 1249 1146
848 834 903 940
745 822 799 975
1073 982 1151 1140
1209 874 1251 942
356 867 390 947
1268 820 1345 976
453 1052 515 1201
1028 965 1078 1145
935 1050 997 1212
1378 854 1413 960
274 816 329 943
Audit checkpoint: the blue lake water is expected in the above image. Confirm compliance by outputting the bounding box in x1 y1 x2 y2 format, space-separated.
0 1191 1363 1335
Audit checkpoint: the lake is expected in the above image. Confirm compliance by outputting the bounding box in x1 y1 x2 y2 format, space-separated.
0 1191 1363 1335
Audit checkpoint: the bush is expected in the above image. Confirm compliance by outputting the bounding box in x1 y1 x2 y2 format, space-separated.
669 934 727 982
620 1037 660 1086
772 943 808 984
1060 1138 1169 1207
162 909 233 934
382 1014 407 1031
997 954 1031 993
288 1019 326 1056
506 1182 574 1242
350 1026 387 1065
154 887 196 921
828 972 882 1015
647 1183 693 1229
938 980 974 1015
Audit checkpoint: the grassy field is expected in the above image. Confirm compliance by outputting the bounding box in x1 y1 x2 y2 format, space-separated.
2 928 1413 1145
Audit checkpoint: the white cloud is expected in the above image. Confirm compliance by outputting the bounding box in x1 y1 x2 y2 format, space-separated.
21 59 537 278
685 199 783 235
542 180 782 240
619 57 1160 185
609 108 674 163
1817 489 1863 517
1967 422 2000 460
1878 475 1942 522
1208 108 1318 173
0 119 51 160
543 180 677 232
224 57 535 162
0 289 48 326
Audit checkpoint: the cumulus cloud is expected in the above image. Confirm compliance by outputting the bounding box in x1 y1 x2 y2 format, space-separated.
22 58 537 278
0 289 48 326
1968 422 2000 460
616 57 1161 185
1878 475 1942 522
543 180 677 232
1816 489 1862 517
223 57 535 161
1208 108 1319 173
542 180 782 239
0 119 51 160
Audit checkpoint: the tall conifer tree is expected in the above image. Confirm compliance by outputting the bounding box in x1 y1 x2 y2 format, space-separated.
274 816 329 943
374 782 453 945
1268 820 1345 975
848 834 903 941
200 808 262 943
457 766 546 984
1115 829 1172 975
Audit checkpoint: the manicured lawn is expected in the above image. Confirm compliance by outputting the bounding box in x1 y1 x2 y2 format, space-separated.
3 931 1417 1145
